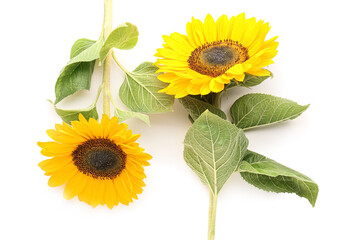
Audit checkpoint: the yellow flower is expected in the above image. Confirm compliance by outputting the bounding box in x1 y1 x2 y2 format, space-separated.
38 114 151 209
155 13 278 98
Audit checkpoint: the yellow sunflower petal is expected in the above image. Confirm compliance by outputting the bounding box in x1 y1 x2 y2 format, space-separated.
204 14 217 43
48 162 78 187
63 172 88 200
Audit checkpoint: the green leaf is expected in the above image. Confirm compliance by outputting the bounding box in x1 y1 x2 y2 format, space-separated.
70 38 97 59
55 38 104 104
184 111 249 195
179 96 226 121
119 62 174 113
230 93 309 130
53 105 98 124
99 22 139 63
114 107 150 126
67 38 104 65
225 73 272 89
55 61 95 104
238 150 319 207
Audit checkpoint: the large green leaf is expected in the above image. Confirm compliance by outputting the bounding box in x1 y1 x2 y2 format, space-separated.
55 38 104 104
184 111 249 195
54 104 98 124
179 96 226 121
55 61 95 104
230 93 309 130
99 22 139 63
114 107 150 126
119 62 174 113
238 150 318 207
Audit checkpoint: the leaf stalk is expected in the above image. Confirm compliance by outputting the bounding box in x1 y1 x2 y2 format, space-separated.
208 191 218 240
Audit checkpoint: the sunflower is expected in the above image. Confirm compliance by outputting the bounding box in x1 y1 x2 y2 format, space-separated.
38 114 151 209
154 13 278 98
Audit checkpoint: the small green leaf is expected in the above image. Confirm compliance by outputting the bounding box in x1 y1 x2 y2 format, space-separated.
230 93 309 130
99 22 139 63
54 105 98 124
70 38 97 59
67 38 104 65
114 108 150 126
184 111 249 195
55 38 104 104
179 96 226 121
119 62 174 113
238 150 319 207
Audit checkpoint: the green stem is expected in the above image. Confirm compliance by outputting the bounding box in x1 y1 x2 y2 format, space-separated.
102 0 113 116
208 191 218 240
213 92 222 108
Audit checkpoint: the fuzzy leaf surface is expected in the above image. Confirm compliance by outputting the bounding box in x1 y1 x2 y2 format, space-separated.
114 108 150 126
99 22 138 63
119 62 174 113
184 111 249 195
179 96 226 121
230 93 309 130
238 150 319 207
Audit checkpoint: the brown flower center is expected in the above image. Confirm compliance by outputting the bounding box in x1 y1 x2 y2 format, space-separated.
188 40 249 77
72 138 126 179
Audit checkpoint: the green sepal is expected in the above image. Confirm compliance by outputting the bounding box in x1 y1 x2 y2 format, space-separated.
226 73 272 89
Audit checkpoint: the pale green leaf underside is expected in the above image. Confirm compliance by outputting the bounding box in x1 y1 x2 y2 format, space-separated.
70 38 96 59
184 111 249 195
179 96 226 121
119 62 174 113
54 105 98 124
67 38 104 65
99 22 139 63
230 93 309 130
238 150 318 207
114 108 150 126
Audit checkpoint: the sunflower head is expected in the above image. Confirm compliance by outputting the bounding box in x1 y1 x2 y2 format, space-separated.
155 13 279 98
38 114 151 209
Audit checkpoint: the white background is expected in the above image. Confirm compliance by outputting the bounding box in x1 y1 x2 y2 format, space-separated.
1 0 346 239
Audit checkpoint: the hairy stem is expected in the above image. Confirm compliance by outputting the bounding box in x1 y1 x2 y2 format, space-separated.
102 0 113 116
